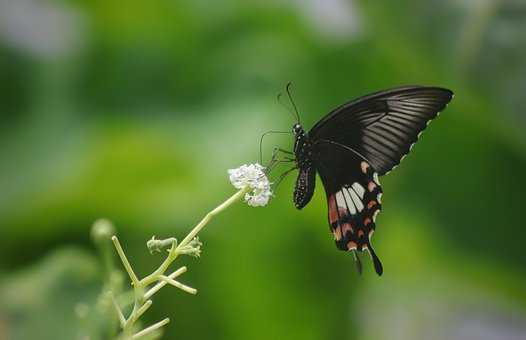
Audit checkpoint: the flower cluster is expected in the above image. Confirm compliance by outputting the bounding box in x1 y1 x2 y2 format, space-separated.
228 163 272 207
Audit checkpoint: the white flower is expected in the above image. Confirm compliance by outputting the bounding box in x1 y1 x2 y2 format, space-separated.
228 163 272 207
244 180 272 207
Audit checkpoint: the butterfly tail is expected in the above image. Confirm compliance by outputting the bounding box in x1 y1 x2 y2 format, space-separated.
367 244 383 276
352 251 363 275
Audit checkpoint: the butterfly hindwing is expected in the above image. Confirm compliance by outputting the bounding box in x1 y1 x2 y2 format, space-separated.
313 140 384 275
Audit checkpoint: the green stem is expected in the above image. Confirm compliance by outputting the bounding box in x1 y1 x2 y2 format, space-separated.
178 187 249 248
141 187 248 286
132 300 152 323
144 266 187 299
159 275 197 295
131 318 170 339
112 187 249 338
110 292 126 327
112 236 139 286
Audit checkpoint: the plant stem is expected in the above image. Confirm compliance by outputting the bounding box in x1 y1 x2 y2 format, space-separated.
110 292 126 327
144 267 187 300
133 300 152 323
131 318 170 339
178 187 249 248
111 187 249 338
112 236 139 285
141 187 248 286
159 275 197 295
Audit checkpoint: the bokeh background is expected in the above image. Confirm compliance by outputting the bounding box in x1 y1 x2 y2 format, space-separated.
1 0 526 339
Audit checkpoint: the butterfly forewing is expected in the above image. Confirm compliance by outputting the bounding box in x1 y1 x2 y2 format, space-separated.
309 86 453 175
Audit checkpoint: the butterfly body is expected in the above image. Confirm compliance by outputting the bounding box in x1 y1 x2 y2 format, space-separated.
292 124 316 209
288 86 454 275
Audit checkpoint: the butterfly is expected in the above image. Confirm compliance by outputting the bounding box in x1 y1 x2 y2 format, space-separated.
274 84 453 275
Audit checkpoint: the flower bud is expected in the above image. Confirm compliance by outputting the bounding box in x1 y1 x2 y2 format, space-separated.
91 219 116 244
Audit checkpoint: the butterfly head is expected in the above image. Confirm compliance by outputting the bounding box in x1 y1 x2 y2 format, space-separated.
292 123 304 136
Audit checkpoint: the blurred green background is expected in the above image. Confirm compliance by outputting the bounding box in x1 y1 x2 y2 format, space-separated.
1 0 526 339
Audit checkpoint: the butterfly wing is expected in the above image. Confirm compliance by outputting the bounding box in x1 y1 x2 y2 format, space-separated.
309 86 452 274
313 141 384 275
309 86 453 175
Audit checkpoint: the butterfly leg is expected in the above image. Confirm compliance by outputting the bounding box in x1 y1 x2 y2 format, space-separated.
272 166 297 190
266 148 295 172
273 147 294 155
270 147 295 160
272 147 295 161
266 150 281 171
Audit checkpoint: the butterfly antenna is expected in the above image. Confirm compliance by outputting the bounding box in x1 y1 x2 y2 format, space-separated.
259 130 292 165
286 82 301 124
277 92 299 123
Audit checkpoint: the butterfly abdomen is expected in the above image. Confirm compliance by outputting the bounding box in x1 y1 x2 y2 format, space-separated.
293 128 317 210
293 166 316 209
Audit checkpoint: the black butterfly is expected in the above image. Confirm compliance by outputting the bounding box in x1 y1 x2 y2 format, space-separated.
275 85 453 275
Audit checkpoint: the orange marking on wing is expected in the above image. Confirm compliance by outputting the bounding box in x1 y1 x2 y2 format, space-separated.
328 195 338 224
333 227 342 241
338 207 348 216
358 230 364 238
341 223 353 236
368 181 376 192
347 241 357 250
364 218 372 226
367 200 377 209
360 161 369 174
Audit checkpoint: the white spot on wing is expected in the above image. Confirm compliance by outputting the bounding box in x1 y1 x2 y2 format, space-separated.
351 183 365 199
373 173 380 185
372 210 380 222
341 189 356 214
360 161 369 174
349 187 364 212
335 191 346 210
